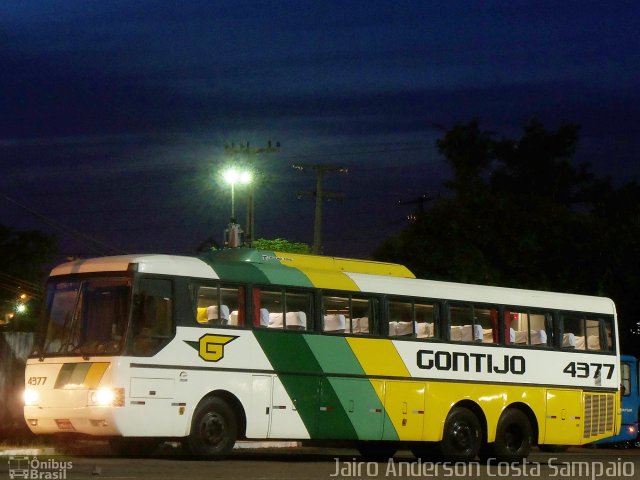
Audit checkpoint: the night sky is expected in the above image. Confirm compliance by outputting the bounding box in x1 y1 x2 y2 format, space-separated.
1 1 639 260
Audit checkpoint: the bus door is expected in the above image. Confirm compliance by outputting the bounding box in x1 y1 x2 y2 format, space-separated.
249 374 318 439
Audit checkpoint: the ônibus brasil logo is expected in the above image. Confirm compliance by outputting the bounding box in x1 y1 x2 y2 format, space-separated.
8 456 72 480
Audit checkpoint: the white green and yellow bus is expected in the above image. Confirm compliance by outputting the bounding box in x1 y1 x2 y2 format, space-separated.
24 249 621 461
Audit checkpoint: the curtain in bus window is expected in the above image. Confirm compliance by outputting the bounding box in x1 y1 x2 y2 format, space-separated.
600 317 613 351
236 286 246 326
253 287 262 327
545 313 555 347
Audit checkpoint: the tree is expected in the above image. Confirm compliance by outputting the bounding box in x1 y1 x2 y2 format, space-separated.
252 238 311 254
0 225 56 331
374 120 640 356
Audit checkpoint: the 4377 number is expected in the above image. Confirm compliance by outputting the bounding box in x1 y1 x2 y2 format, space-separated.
563 362 614 379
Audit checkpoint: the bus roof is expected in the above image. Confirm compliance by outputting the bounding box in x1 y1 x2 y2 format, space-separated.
347 272 617 315
49 254 219 278
49 249 414 291
49 249 615 314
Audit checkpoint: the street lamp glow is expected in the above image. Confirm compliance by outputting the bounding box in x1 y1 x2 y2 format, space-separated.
222 168 252 186
221 167 252 224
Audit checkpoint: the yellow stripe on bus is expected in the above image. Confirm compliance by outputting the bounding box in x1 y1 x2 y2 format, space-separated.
346 338 410 377
274 253 361 290
84 362 109 388
274 250 414 290
347 338 421 440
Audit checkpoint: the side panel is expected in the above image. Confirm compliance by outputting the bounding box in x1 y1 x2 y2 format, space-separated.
319 378 384 440
383 381 425 441
544 389 583 444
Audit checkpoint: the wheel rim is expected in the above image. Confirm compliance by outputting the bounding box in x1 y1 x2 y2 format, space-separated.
504 424 523 452
200 411 226 447
451 421 473 451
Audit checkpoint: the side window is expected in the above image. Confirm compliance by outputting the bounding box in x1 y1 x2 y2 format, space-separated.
322 293 376 335
388 298 438 338
254 287 311 330
284 290 312 330
621 362 631 396
389 299 413 337
323 295 348 333
561 315 584 349
131 278 174 356
449 303 495 343
562 314 609 351
195 284 245 327
415 302 438 338
601 316 614 351
508 309 549 347
351 296 373 335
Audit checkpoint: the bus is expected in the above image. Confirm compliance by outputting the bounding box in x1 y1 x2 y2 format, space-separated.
594 354 639 447
23 248 621 462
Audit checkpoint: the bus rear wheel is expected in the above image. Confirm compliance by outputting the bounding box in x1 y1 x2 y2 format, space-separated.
184 397 237 457
491 409 532 462
439 407 481 462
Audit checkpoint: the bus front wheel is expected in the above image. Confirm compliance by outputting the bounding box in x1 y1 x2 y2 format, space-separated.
184 397 238 457
439 407 481 462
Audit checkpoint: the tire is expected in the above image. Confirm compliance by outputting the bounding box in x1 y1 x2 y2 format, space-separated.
492 409 532 462
357 442 397 461
184 397 238 457
439 407 482 462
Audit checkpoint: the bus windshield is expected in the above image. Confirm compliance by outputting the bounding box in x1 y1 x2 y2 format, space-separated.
37 276 131 356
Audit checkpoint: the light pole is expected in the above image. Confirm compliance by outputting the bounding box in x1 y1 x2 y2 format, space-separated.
222 167 252 247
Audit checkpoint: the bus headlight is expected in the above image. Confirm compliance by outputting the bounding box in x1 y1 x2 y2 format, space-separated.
88 387 125 407
23 388 39 406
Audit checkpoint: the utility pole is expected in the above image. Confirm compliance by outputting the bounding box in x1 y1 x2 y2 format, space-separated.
294 164 348 254
399 194 433 221
224 141 280 245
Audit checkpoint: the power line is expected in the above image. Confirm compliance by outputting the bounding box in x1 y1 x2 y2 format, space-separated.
1 194 122 256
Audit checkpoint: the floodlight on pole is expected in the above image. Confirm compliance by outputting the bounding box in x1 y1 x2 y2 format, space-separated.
222 168 252 222
222 167 252 248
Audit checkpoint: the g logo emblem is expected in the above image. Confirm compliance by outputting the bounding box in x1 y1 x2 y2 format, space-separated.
198 334 238 362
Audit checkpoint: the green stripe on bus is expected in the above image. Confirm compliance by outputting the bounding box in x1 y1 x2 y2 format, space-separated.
253 330 357 439
304 335 398 440
303 335 365 375
252 262 314 288
200 250 314 288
